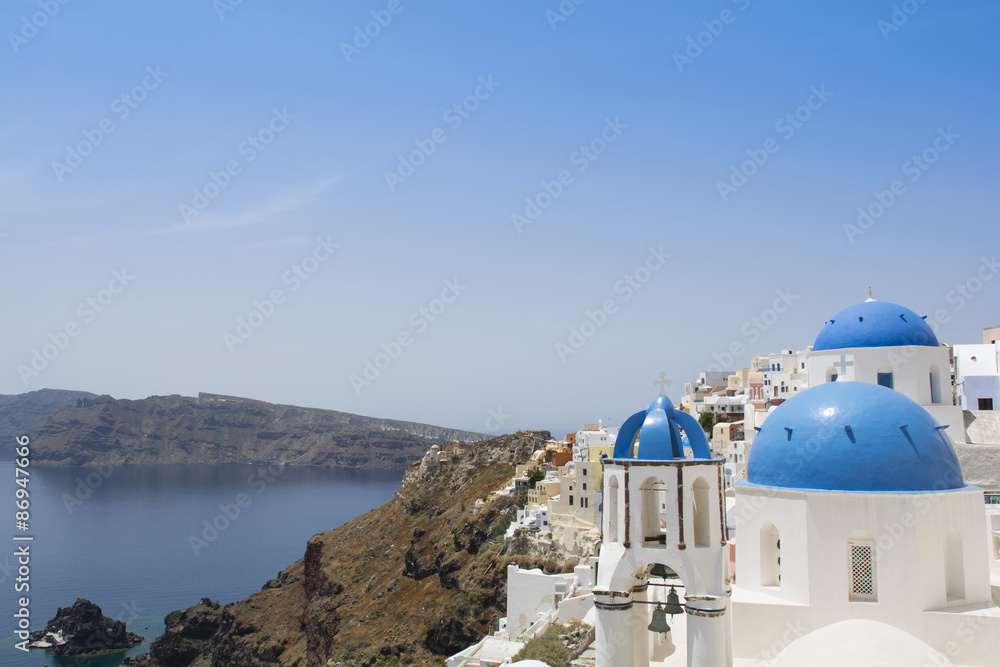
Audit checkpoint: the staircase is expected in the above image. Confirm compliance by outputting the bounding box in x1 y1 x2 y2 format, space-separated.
570 646 595 667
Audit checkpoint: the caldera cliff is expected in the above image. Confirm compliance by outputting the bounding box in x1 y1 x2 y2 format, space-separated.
127 430 575 667
20 391 483 469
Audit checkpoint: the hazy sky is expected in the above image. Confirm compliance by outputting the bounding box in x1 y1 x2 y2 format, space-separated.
2 1 997 437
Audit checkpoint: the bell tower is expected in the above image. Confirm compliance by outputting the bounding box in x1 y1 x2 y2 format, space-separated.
594 395 732 667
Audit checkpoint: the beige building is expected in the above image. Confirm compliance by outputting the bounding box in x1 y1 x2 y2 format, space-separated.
526 478 561 507
727 368 750 388
548 461 600 555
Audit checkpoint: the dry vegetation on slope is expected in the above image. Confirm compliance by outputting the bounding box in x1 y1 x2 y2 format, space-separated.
129 430 577 667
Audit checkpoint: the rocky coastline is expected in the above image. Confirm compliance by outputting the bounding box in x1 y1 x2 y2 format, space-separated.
124 430 577 667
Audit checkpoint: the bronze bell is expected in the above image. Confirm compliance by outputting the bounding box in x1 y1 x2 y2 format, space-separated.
647 603 671 634
663 586 685 617
650 563 679 580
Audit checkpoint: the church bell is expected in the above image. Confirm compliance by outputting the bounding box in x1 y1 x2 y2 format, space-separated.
647 603 671 634
663 586 685 617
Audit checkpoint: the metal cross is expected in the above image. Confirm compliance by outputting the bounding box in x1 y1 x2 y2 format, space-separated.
652 370 673 394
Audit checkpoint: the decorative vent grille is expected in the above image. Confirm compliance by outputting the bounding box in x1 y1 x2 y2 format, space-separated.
849 540 877 601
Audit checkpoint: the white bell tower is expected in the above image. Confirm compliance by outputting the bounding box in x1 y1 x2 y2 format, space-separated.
594 395 732 667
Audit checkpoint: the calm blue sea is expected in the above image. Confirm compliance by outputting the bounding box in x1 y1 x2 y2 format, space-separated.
0 461 404 667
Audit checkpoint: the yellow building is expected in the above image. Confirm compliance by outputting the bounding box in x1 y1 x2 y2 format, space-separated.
526 478 561 507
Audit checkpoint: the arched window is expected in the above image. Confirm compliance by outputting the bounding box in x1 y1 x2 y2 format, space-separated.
640 477 668 545
848 531 877 602
826 366 838 383
930 365 941 404
945 528 965 600
606 476 619 543
876 365 894 390
760 523 780 587
692 477 711 548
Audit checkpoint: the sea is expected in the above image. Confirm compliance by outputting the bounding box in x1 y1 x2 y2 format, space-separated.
0 461 405 667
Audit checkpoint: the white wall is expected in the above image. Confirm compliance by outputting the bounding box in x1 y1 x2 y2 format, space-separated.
732 485 999 665
505 564 578 636
806 345 964 434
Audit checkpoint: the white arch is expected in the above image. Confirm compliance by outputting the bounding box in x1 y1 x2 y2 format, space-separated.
945 527 965 600
692 477 711 548
760 522 780 587
930 364 942 404
640 476 668 545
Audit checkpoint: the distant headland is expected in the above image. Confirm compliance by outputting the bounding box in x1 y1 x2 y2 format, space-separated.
1 388 485 469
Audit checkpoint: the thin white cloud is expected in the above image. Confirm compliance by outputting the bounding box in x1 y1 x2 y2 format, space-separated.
152 173 348 235
239 235 311 250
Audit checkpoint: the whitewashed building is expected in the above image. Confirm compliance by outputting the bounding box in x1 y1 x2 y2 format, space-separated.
505 504 550 539
805 298 963 434
954 342 1000 411
574 422 619 461
760 349 809 401
732 380 1000 666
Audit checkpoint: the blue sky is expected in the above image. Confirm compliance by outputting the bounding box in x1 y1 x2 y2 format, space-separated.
1 1 997 437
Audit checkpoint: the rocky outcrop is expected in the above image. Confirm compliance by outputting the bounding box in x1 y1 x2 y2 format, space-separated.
21 391 484 468
422 615 480 655
129 431 577 667
146 598 224 667
30 598 143 655
302 538 343 667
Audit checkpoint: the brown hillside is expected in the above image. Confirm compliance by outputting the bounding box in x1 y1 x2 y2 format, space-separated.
128 430 576 667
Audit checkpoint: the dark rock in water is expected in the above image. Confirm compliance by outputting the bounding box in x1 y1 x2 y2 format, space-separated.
30 598 143 655
124 598 223 667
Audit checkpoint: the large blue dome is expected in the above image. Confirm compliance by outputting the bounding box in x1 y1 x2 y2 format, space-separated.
745 382 964 492
813 300 938 351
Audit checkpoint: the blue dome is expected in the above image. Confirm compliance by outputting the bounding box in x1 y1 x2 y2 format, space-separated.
612 395 712 461
813 300 938 351
746 382 963 492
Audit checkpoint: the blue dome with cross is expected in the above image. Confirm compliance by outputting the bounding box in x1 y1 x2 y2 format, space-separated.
612 395 713 460
744 381 964 492
813 300 938 351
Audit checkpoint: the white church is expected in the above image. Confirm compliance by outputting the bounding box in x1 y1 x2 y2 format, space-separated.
508 298 1000 667
805 297 964 432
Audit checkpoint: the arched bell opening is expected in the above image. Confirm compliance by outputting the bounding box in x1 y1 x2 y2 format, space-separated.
639 562 687 662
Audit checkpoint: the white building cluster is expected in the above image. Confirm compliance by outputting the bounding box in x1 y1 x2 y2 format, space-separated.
683 299 1000 489
448 297 1000 667
490 425 616 555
